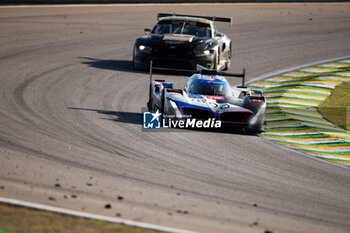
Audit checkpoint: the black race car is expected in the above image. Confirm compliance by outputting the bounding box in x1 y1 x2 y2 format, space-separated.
133 13 232 71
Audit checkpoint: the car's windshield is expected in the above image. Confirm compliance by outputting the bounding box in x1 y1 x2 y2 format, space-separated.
189 79 231 96
152 20 211 37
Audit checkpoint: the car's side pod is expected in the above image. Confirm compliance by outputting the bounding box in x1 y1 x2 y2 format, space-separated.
243 96 266 114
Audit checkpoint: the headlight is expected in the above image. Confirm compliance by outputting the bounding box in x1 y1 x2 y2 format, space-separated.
138 45 152 54
203 50 211 55
220 104 229 109
195 49 214 57
209 102 218 108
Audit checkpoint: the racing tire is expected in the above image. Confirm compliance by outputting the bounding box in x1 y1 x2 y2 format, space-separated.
160 88 166 123
213 50 220 71
223 44 232 71
132 46 142 70
161 88 165 115
223 59 230 71
246 127 265 135
147 83 153 111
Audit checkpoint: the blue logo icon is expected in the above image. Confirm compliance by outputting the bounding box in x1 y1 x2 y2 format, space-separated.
143 110 162 129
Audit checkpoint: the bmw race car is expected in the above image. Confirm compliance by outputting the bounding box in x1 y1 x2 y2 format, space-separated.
133 13 232 71
147 63 266 132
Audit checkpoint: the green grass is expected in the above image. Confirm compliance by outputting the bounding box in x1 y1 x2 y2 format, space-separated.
317 81 350 130
0 203 166 233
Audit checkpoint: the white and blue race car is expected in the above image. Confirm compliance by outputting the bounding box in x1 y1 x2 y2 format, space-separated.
147 64 266 132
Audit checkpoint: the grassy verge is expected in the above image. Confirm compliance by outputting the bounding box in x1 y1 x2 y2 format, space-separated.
317 81 350 130
0 203 166 233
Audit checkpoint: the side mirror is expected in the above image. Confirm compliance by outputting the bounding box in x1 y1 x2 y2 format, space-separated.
144 28 151 35
216 32 223 37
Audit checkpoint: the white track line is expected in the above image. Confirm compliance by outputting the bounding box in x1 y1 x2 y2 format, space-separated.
0 197 198 233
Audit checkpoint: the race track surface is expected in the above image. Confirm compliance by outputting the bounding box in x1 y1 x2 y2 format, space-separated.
0 3 350 233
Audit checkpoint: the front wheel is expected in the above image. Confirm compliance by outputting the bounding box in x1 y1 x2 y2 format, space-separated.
161 88 165 115
213 50 220 71
132 46 142 70
223 43 232 71
147 83 153 111
223 59 230 71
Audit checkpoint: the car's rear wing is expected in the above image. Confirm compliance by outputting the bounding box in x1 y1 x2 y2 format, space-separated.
203 69 246 88
157 13 232 26
149 60 246 87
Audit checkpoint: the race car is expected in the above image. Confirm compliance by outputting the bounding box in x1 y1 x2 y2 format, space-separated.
147 63 266 132
133 13 232 71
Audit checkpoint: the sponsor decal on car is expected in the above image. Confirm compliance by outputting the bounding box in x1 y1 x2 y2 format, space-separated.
205 96 225 100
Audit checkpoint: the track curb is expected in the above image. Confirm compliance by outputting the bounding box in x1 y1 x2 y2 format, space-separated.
248 56 350 168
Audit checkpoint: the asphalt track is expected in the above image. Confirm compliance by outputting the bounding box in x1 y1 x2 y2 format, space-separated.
0 3 350 233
